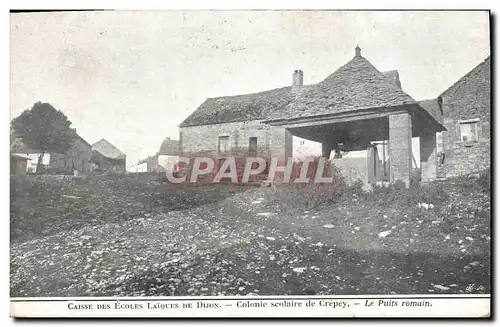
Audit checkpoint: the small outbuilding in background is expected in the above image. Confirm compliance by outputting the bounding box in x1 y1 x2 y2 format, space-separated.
10 153 31 174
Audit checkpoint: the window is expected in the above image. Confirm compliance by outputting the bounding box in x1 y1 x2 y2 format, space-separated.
459 119 479 143
218 136 230 153
249 137 257 152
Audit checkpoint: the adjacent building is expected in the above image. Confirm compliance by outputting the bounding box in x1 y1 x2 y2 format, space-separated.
10 129 92 174
10 154 30 174
49 133 92 174
91 138 127 173
10 131 50 172
138 137 180 173
419 56 491 178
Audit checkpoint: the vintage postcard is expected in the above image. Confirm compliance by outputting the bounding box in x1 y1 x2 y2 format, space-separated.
9 10 491 318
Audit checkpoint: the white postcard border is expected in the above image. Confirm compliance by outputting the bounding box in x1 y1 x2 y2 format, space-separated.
10 294 491 318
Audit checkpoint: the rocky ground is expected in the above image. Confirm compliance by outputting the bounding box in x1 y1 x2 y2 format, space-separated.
10 173 491 297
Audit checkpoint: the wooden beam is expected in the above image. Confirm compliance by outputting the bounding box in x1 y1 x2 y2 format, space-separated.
266 106 407 128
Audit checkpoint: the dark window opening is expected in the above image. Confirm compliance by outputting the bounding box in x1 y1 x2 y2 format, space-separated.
249 137 257 152
439 152 446 165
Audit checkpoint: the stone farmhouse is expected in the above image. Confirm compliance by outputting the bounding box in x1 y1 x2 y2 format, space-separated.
179 47 490 186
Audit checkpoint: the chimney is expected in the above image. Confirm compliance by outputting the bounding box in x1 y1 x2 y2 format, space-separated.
355 45 361 58
293 69 303 90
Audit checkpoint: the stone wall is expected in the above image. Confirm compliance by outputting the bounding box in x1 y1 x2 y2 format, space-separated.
389 112 413 187
441 57 490 177
332 157 369 185
50 137 92 174
180 120 274 157
179 120 292 182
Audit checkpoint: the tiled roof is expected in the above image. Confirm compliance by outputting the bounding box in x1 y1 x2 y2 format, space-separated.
382 70 401 89
180 53 418 127
268 56 417 121
179 86 293 127
418 98 443 124
92 138 126 160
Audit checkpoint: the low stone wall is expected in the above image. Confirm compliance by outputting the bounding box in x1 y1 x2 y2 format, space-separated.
332 157 368 185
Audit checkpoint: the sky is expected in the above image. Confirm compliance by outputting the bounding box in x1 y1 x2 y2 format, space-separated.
10 11 490 169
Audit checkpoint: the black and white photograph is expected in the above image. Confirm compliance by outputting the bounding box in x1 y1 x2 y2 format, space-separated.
9 9 491 318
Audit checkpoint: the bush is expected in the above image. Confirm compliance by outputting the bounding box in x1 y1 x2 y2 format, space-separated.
45 167 74 175
344 180 366 198
267 159 347 213
366 180 449 207
478 168 491 192
448 168 491 194
271 183 345 214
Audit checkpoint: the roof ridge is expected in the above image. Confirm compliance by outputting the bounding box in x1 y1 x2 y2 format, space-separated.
180 54 418 127
318 55 415 100
207 85 293 101
319 56 405 89
92 138 126 159
319 56 368 84
92 138 107 145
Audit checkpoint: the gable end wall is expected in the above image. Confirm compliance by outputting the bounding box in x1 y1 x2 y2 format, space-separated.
441 59 490 177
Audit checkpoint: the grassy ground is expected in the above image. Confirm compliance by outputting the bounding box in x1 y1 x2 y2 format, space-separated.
10 174 247 243
10 172 490 296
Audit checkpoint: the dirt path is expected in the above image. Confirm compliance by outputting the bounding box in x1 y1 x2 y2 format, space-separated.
11 184 490 297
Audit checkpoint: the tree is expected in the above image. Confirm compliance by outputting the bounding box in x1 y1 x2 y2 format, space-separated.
11 102 76 174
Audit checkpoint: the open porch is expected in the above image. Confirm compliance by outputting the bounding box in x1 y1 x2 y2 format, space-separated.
267 105 445 188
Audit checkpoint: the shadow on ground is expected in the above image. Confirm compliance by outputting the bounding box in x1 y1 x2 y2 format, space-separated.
92 238 490 297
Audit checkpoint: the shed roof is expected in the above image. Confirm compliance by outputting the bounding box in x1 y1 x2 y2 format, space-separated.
418 98 443 124
137 154 157 165
11 153 31 160
92 138 126 160
180 51 418 127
